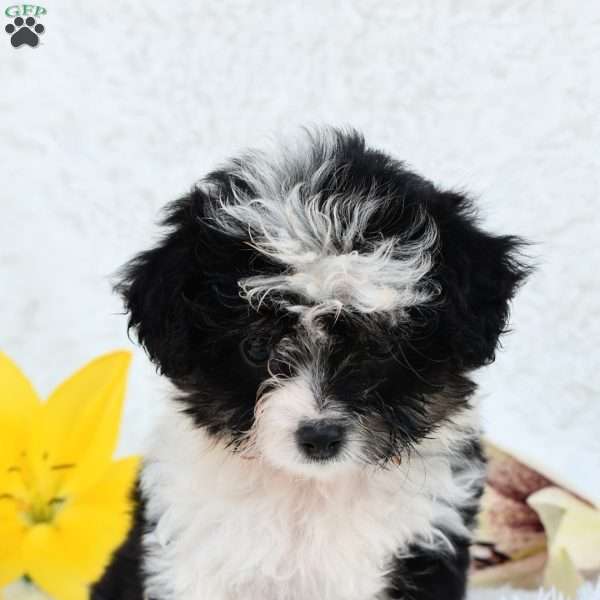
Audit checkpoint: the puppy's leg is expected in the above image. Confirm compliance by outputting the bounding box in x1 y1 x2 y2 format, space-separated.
383 534 471 600
382 437 485 599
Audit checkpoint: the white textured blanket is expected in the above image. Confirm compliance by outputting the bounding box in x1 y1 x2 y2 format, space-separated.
469 581 600 600
2 4 599 600
3 0 599 506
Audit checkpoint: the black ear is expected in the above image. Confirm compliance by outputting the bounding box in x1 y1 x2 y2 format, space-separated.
432 192 531 369
116 190 214 379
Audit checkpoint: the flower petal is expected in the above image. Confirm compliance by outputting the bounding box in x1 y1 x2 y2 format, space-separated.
485 442 553 501
0 501 27 587
27 566 88 600
31 351 132 495
22 525 96 600
544 548 584 600
20 457 138 592
76 456 140 509
22 499 135 591
528 487 600 572
0 352 40 414
2 579 54 600
477 486 547 558
469 551 547 588
0 353 40 470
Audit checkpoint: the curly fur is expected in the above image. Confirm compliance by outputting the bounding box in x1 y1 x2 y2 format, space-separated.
94 128 529 600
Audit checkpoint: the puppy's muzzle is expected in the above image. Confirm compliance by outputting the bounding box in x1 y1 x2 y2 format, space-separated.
295 420 346 460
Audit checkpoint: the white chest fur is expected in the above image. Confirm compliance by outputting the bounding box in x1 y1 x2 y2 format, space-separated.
141 405 481 600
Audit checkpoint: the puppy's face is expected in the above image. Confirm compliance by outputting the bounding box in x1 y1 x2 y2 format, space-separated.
119 130 527 478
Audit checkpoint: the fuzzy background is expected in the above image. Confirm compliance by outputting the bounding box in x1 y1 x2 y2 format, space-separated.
1 1 599 597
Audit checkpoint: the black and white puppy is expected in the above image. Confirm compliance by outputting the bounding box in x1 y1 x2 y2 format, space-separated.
93 128 528 600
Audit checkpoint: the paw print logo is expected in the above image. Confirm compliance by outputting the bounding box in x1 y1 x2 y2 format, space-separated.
5 16 45 48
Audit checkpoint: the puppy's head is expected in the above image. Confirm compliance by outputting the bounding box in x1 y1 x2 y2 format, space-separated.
118 129 529 478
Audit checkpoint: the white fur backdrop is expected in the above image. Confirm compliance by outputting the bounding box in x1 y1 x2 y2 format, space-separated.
473 582 600 600
1 1 599 598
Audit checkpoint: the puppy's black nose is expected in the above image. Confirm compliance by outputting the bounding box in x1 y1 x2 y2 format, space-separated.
296 421 345 460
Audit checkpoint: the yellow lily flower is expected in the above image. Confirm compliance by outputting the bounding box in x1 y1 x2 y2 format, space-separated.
2 579 52 600
0 351 140 600
528 487 600 599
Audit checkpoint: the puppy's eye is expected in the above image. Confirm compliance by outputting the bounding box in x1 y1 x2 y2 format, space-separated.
240 336 271 366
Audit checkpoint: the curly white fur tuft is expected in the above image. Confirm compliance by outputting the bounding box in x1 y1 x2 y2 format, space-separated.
206 133 439 317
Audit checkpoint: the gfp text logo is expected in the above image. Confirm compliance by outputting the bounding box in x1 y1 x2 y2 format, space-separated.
5 4 46 47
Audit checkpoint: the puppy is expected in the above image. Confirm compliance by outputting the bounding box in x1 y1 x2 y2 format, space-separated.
93 128 528 600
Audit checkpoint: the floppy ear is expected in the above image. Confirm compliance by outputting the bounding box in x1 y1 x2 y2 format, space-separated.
432 192 531 369
116 190 215 379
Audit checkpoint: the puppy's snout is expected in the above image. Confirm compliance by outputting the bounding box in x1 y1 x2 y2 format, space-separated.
296 421 346 460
